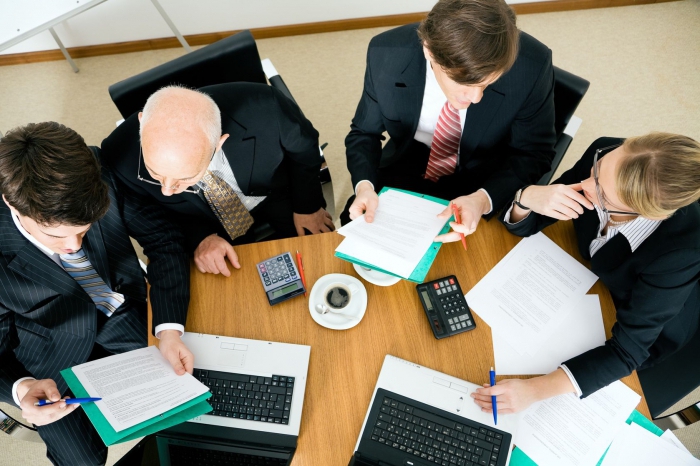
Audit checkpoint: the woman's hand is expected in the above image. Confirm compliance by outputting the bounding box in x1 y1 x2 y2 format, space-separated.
517 183 594 221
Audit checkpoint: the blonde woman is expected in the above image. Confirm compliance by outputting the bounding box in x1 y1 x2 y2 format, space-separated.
465 134 700 413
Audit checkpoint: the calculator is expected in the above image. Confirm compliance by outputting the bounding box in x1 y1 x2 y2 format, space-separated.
256 252 306 305
416 275 476 339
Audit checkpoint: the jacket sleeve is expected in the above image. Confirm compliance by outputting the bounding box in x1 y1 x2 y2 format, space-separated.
0 306 32 404
111 172 191 332
564 249 700 397
344 42 387 189
272 88 325 214
483 49 556 213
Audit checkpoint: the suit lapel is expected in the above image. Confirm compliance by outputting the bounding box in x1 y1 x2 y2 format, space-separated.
395 50 427 137
82 220 112 289
221 111 256 195
459 88 505 163
590 233 633 273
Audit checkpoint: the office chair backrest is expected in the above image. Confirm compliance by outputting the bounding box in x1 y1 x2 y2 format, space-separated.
109 30 267 119
552 66 590 137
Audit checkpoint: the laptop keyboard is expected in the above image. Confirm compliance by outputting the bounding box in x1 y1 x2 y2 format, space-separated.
168 445 286 465
370 395 505 466
193 369 294 425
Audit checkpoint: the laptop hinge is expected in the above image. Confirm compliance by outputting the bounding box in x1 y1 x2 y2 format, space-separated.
353 452 394 466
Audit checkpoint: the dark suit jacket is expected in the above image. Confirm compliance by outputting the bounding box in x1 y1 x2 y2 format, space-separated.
501 137 700 397
0 157 190 402
101 82 324 252
345 23 556 211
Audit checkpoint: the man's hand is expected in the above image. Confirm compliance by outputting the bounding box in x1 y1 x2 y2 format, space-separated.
194 234 240 277
348 181 379 223
17 379 78 426
158 330 194 375
293 208 335 236
434 191 491 242
515 183 594 222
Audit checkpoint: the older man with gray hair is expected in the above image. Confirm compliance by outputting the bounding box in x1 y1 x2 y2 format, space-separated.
101 83 333 276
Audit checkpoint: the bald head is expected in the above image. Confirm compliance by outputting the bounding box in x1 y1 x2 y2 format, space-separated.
139 86 225 195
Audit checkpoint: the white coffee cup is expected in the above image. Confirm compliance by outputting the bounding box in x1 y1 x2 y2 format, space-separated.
322 282 360 313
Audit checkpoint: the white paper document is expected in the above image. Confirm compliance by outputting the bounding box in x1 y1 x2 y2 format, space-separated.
601 422 700 466
336 189 448 277
466 232 598 355
516 380 640 466
71 346 209 432
493 295 606 375
661 429 693 454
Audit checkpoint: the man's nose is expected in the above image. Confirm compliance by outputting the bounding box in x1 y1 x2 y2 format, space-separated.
64 235 83 251
463 87 484 104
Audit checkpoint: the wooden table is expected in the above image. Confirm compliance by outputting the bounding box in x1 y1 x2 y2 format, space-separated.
149 218 650 465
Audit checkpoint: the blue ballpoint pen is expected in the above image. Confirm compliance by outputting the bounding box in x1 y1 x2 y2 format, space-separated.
34 397 101 406
490 367 497 425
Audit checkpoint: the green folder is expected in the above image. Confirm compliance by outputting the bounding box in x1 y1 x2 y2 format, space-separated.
335 187 452 283
509 409 662 465
61 367 212 446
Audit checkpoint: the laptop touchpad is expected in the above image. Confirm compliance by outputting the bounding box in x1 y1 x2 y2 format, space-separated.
217 347 247 367
429 384 466 414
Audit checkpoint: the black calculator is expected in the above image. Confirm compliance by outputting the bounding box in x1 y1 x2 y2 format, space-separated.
256 252 306 305
416 275 476 339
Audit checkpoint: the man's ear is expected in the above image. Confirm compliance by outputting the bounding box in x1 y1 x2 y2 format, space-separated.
217 134 230 152
138 112 143 122
422 44 432 62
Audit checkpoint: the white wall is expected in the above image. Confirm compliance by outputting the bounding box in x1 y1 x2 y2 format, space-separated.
0 0 545 55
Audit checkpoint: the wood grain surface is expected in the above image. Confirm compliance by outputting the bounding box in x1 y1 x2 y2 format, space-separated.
149 217 650 465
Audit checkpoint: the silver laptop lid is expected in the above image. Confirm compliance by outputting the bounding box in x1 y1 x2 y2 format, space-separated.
181 332 310 437
355 355 521 453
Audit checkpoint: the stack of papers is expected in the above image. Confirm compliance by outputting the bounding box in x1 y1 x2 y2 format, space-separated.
335 188 450 282
601 423 700 466
465 232 600 372
515 381 641 466
61 346 211 446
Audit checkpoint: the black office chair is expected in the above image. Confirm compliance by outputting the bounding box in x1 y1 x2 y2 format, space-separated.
637 326 700 419
107 30 334 238
536 67 590 185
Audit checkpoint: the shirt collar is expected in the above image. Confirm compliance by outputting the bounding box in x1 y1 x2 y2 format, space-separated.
197 149 226 186
10 212 58 258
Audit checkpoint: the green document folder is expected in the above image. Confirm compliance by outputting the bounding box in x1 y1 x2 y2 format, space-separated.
335 187 451 283
509 409 662 466
61 367 212 446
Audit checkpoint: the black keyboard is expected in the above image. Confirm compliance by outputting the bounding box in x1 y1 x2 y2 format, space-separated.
168 444 286 466
193 369 295 425
367 390 509 466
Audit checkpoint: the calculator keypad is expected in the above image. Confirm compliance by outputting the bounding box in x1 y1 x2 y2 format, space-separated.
258 253 298 289
419 276 475 339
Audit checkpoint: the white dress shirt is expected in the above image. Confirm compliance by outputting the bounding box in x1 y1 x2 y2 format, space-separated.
9 213 182 405
197 148 266 211
504 203 662 396
356 59 493 214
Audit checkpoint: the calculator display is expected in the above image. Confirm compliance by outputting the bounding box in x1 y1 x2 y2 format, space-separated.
271 282 300 298
420 290 433 311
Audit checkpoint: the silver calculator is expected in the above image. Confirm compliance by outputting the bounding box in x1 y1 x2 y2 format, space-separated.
256 252 306 305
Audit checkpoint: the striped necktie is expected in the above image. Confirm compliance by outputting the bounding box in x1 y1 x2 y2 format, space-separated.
200 170 255 241
424 101 461 182
60 249 124 317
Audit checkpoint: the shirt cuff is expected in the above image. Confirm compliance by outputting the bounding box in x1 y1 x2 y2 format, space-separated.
13 377 36 406
354 180 374 196
154 323 185 338
559 364 583 398
478 189 493 215
503 202 532 225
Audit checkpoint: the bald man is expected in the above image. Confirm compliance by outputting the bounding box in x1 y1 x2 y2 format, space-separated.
101 84 333 276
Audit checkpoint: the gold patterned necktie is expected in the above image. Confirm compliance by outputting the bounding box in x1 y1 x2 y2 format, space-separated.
200 170 254 240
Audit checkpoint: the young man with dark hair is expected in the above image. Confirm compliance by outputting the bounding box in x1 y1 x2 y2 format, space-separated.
0 122 192 465
343 0 556 239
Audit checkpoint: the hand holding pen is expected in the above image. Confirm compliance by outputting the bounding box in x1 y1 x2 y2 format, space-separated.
16 378 81 426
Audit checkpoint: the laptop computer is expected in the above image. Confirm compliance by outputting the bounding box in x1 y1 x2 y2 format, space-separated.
350 355 520 466
155 332 311 466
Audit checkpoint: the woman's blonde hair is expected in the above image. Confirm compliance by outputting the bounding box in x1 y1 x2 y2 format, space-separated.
617 132 700 218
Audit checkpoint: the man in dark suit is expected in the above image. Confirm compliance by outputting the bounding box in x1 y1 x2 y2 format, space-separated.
0 122 192 465
343 0 556 237
101 83 334 277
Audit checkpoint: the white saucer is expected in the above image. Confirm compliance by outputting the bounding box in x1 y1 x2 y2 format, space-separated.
353 263 402 287
308 274 367 330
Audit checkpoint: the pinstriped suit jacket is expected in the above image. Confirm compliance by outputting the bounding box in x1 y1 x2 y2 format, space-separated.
0 158 190 403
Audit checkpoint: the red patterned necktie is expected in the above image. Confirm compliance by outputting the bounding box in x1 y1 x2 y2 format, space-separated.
424 102 461 182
